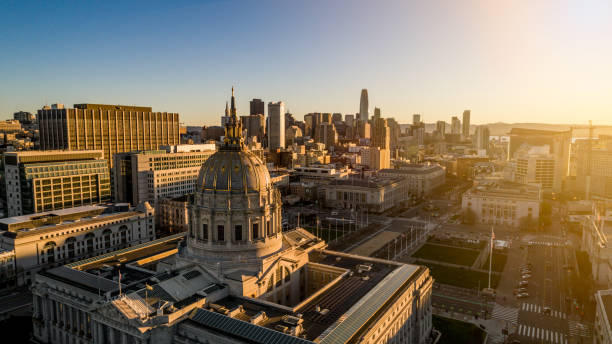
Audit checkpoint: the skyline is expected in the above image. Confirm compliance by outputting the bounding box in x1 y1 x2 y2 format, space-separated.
1 0 611 126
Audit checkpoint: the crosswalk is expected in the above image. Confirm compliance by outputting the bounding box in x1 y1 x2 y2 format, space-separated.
517 324 567 343
527 241 564 247
568 320 592 337
521 303 567 319
491 304 518 324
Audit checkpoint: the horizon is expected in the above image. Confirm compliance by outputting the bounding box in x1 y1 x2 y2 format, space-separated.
1 1 611 126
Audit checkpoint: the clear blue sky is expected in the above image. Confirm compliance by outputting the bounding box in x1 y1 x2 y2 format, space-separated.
1 0 611 126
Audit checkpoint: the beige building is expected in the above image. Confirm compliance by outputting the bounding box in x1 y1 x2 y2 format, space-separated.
324 176 408 213
0 119 22 132
379 164 446 198
37 103 180 168
515 145 557 192
31 90 433 344
114 144 216 205
4 150 111 216
462 181 542 227
363 146 390 170
0 203 154 287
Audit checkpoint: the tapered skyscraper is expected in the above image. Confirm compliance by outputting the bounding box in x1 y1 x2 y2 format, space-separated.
359 89 369 121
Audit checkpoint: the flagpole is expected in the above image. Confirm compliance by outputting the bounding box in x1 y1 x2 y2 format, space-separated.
118 270 122 297
488 226 493 290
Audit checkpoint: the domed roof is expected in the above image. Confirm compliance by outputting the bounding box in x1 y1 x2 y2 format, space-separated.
197 149 271 193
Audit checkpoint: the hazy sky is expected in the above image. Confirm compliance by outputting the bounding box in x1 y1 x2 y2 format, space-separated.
1 0 611 126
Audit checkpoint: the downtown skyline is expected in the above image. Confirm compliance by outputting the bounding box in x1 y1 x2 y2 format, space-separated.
1 0 611 126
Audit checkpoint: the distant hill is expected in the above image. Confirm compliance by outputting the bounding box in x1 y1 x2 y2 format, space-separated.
400 122 612 138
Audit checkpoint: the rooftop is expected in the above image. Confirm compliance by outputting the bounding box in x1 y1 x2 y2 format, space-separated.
329 176 403 188
465 180 542 201
0 204 147 237
380 164 443 175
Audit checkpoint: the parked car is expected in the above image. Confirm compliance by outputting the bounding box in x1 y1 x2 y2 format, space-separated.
543 307 552 315
517 293 529 298
522 274 532 279
518 281 528 287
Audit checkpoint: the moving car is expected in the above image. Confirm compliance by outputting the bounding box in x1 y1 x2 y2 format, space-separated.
517 293 529 298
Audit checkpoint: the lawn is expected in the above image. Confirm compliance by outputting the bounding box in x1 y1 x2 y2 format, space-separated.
482 253 508 272
425 263 500 289
413 243 480 266
433 315 486 344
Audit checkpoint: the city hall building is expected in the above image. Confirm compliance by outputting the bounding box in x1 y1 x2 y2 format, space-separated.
31 91 434 344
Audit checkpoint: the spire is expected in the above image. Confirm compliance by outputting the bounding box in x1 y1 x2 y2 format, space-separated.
223 87 244 149
230 86 236 117
225 102 229 117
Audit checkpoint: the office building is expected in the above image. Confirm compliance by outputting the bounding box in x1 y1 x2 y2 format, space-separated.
435 121 446 138
474 125 490 151
358 120 371 139
462 180 542 227
114 144 216 205
508 128 571 193
574 135 612 200
268 101 285 149
285 125 303 146
13 111 35 124
359 88 369 121
31 89 434 344
332 112 342 122
413 114 421 125
37 104 180 168
451 116 461 135
4 150 111 216
345 114 355 128
462 110 471 139
249 98 265 115
365 146 390 170
314 122 337 149
372 110 390 149
240 114 266 142
515 145 556 191
0 203 155 287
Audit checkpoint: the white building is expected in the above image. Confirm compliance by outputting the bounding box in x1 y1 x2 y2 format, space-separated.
514 145 557 192
0 203 155 287
268 101 285 149
462 181 542 227
113 144 216 205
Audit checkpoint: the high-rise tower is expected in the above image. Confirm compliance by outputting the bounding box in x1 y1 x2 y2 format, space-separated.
359 89 369 121
462 110 471 139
